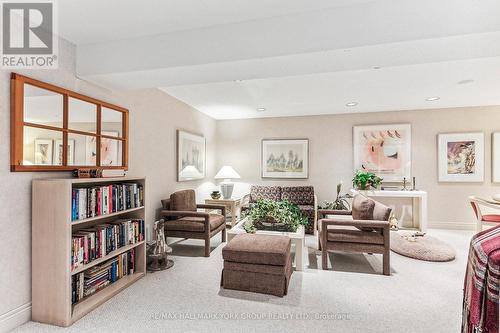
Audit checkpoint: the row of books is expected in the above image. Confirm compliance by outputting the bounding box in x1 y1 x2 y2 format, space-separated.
72 183 144 221
72 249 135 304
71 219 144 271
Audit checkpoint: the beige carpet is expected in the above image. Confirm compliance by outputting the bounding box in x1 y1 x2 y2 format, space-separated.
14 229 472 333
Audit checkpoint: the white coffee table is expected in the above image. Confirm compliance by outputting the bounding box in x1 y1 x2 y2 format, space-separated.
227 217 306 271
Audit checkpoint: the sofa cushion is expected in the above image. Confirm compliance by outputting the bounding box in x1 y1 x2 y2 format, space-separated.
223 234 291 266
165 214 225 232
170 190 197 212
373 201 392 221
281 186 315 205
250 185 282 202
327 229 384 245
351 194 375 220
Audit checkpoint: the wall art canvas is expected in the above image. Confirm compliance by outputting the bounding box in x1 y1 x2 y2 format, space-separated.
353 124 411 182
86 131 119 166
177 130 206 181
493 133 500 183
438 132 484 182
54 139 75 165
34 139 53 165
262 139 309 179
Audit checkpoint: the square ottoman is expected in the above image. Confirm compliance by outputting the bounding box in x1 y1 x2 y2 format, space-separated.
221 233 292 297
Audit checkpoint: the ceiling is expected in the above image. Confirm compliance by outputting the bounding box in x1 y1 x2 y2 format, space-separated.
59 0 500 119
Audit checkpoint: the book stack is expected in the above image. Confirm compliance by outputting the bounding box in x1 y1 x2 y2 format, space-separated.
72 248 135 304
71 219 144 271
71 183 144 221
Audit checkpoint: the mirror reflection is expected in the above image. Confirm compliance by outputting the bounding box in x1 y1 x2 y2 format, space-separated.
101 107 123 137
24 84 63 128
68 97 97 133
68 133 97 166
100 138 122 166
23 126 63 166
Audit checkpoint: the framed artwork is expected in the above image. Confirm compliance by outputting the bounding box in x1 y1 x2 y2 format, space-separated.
261 139 309 179
86 131 119 166
177 130 206 181
438 132 484 182
53 139 75 165
493 133 500 183
34 139 53 165
353 124 411 182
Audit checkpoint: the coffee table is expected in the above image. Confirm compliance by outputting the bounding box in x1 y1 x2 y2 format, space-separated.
227 217 305 271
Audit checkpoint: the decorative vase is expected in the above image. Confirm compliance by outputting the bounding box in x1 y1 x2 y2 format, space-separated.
210 191 221 199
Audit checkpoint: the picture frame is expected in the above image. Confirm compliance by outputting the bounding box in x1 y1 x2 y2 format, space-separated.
438 132 484 182
353 124 411 182
492 132 500 183
34 139 53 165
54 139 75 166
261 138 309 179
177 130 206 181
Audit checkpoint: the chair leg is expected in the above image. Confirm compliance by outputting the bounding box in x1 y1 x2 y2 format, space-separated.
205 237 210 257
222 227 227 243
318 237 321 251
383 250 390 276
322 248 328 270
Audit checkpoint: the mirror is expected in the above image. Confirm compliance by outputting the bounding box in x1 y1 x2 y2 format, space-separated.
100 137 123 167
68 97 97 133
23 127 63 166
24 84 63 128
101 107 123 137
68 133 97 166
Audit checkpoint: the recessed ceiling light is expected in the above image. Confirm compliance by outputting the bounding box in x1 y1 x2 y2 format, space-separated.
457 79 474 85
256 108 266 112
235 79 243 83
373 66 381 70
425 97 440 101
345 102 358 107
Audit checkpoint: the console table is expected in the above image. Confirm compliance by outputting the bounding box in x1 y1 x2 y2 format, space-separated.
351 189 428 232
204 197 241 227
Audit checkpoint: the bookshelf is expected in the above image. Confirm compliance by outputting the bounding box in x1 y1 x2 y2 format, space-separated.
32 177 146 327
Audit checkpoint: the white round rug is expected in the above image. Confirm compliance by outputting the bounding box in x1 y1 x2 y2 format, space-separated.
390 231 456 262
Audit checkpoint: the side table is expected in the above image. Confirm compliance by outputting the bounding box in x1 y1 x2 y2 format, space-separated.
204 197 241 227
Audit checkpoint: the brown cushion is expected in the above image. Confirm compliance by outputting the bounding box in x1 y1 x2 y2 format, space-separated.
373 201 392 221
281 186 315 205
352 195 375 220
223 234 291 266
250 185 282 202
165 214 224 232
327 229 384 245
170 190 196 212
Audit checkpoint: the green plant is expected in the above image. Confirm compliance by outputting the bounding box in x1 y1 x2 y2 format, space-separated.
318 182 352 210
352 170 382 190
245 199 308 233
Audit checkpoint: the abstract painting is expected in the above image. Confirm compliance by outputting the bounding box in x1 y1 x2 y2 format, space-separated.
438 133 484 182
177 130 206 181
54 139 75 165
493 133 500 183
353 124 411 182
34 139 53 165
262 139 308 178
86 131 119 166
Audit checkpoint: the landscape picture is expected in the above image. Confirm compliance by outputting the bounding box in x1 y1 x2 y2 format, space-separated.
177 130 206 181
353 124 411 182
262 139 308 178
438 133 484 182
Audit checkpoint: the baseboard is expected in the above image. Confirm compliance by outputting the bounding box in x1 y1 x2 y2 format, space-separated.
0 303 31 333
428 221 475 230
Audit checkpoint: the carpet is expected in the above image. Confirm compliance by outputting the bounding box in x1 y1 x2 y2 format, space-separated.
390 231 456 262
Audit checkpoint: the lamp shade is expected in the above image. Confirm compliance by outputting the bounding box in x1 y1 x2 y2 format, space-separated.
179 165 203 179
214 166 241 179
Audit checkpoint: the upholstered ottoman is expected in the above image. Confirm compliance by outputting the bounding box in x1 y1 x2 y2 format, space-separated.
221 234 292 297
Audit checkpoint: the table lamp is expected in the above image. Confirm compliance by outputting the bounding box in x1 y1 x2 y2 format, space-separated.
215 166 241 199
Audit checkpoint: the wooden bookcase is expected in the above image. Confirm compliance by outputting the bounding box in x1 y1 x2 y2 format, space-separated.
32 177 146 327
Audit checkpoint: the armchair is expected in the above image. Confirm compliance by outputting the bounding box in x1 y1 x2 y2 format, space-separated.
160 189 226 257
318 194 392 275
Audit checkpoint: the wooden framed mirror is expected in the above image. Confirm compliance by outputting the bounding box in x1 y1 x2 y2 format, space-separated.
10 73 128 171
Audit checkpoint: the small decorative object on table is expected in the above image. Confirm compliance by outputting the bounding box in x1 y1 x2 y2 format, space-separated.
352 170 383 190
73 168 103 178
147 219 174 271
244 199 308 233
210 191 221 199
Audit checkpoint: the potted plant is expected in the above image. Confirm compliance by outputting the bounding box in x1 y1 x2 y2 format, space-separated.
318 182 352 210
352 170 382 190
244 199 308 233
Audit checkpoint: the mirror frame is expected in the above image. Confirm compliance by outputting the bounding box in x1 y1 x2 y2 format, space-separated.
10 73 129 171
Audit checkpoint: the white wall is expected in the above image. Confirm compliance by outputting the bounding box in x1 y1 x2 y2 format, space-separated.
0 39 217 330
216 107 500 229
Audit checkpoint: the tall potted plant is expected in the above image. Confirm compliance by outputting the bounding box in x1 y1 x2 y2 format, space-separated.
353 171 382 190
318 182 352 210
